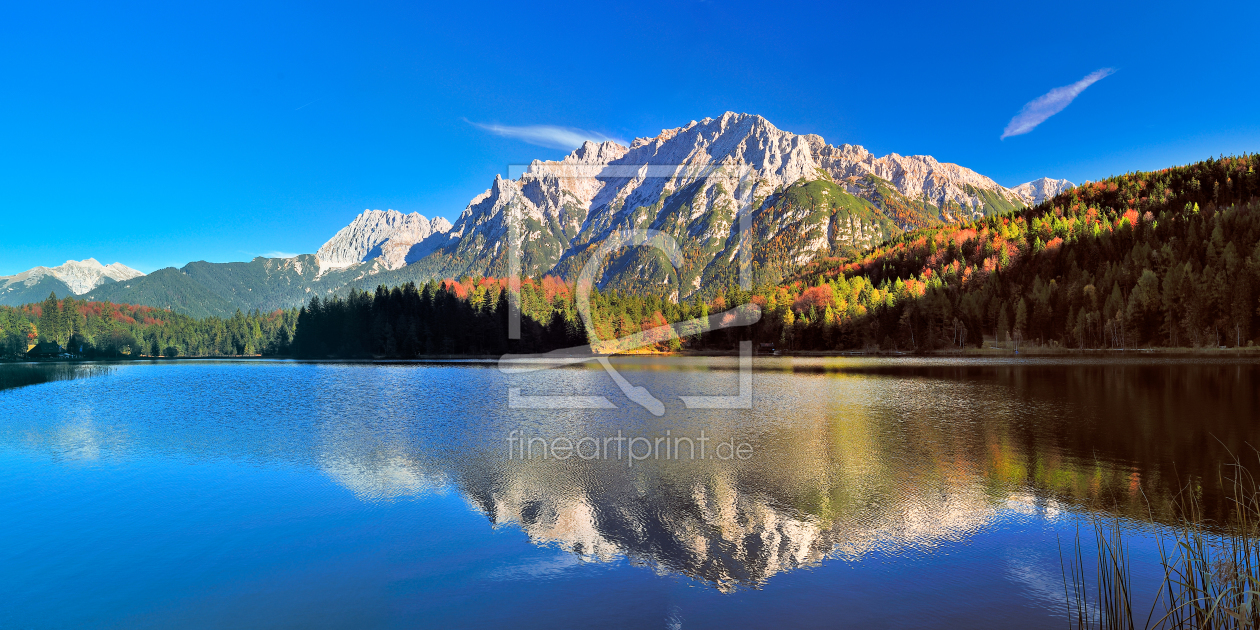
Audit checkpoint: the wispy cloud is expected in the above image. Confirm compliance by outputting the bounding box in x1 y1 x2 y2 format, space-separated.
466 119 626 150
263 251 298 259
294 97 322 111
1001 68 1115 139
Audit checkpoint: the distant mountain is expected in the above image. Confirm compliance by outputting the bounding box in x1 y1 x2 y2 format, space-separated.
1010 177 1075 206
8 113 1069 316
315 210 452 272
0 259 144 306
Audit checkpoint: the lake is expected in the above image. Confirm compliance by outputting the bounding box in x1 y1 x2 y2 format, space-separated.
1 357 1258 628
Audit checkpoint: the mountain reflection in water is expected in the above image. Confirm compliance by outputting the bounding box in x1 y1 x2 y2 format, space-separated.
299 357 1260 591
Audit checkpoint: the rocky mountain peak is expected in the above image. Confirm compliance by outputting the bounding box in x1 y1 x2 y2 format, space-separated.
1010 177 1076 206
60 259 144 294
566 140 628 164
0 258 144 296
315 209 453 272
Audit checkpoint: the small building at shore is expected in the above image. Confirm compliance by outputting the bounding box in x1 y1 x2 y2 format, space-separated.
26 341 63 358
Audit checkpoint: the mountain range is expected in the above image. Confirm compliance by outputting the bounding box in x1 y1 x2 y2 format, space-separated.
0 259 144 306
2 113 1072 318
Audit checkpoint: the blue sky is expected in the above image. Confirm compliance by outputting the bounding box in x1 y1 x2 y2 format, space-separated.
2 0 1257 274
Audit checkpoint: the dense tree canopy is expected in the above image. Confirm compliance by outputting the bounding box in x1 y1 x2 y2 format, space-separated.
0 294 296 359
786 153 1260 350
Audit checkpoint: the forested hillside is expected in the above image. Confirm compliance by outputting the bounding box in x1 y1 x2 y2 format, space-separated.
788 153 1260 349
79 256 366 318
0 293 296 358
291 154 1260 357
0 275 81 307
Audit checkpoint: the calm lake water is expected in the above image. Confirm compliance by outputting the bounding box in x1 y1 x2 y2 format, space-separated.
1 357 1258 629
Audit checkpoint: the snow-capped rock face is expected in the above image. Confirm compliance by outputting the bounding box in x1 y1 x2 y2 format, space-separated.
1010 177 1075 206
315 210 452 272
0 258 144 295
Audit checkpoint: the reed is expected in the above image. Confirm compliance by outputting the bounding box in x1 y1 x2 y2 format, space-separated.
1063 457 1260 629
0 363 113 392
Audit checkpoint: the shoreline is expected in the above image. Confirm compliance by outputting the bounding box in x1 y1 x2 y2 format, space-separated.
8 345 1260 364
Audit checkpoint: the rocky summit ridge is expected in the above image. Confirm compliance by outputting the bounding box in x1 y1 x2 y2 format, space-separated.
1010 177 1076 206
315 210 453 273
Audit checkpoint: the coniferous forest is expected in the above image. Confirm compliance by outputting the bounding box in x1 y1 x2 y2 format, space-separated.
0 293 296 359
7 154 1260 359
791 153 1260 350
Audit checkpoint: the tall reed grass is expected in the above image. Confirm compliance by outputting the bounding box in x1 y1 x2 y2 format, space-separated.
1063 457 1260 629
0 363 113 392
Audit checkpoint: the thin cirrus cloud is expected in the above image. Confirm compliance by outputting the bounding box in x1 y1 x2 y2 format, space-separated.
465 119 626 150
1001 68 1115 139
